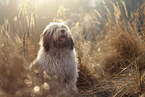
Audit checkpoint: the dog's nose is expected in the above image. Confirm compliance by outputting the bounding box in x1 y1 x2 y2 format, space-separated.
61 29 65 34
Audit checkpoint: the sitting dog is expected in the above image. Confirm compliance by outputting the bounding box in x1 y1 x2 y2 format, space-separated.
30 22 79 93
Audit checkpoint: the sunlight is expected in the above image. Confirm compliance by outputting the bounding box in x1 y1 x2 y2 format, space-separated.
38 0 44 3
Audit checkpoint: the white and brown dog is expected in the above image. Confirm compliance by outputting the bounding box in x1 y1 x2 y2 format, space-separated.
30 22 78 92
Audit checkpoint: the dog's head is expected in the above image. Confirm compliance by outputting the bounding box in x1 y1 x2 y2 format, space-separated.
40 22 74 52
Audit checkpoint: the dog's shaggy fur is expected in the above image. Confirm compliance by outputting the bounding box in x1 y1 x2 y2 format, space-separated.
30 22 78 92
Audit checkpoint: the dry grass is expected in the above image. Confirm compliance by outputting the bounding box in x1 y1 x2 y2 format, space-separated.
95 23 145 96
0 0 145 97
97 25 145 74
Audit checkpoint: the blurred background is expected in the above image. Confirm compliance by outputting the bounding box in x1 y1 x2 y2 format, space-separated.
0 0 145 97
0 0 144 33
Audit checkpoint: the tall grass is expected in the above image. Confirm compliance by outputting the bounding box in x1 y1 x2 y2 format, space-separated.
75 0 145 96
0 0 145 97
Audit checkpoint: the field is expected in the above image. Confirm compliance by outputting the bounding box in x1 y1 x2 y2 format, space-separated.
0 0 145 97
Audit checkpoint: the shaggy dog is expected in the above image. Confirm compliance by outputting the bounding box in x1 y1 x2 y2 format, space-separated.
30 22 78 92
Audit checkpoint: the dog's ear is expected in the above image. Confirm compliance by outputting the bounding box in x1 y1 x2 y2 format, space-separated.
42 31 51 52
41 25 58 52
42 28 53 52
69 37 74 50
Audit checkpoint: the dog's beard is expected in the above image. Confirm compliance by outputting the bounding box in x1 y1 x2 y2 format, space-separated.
52 28 70 49
53 36 70 49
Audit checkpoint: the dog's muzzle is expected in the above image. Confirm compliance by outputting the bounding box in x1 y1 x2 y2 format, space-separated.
56 28 68 43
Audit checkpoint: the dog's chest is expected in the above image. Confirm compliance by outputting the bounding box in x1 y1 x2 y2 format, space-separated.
40 50 76 76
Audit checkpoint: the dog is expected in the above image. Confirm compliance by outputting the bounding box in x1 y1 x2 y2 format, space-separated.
30 22 79 93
